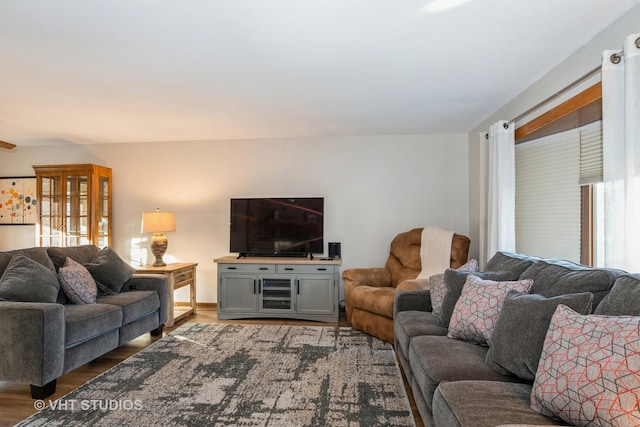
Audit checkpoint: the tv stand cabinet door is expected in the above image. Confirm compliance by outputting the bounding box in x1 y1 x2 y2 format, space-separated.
219 274 258 313
296 275 335 316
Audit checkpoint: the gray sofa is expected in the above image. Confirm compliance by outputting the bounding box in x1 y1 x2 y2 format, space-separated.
394 251 637 427
0 245 169 399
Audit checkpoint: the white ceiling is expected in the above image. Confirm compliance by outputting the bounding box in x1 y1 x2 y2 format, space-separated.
1 0 639 146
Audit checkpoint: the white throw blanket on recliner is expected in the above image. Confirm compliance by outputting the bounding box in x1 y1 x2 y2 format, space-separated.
416 226 454 279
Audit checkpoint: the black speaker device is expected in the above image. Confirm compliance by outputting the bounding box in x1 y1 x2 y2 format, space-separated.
328 242 341 259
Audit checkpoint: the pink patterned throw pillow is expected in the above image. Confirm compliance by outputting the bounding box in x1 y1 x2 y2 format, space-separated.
58 257 98 304
430 259 479 316
531 305 640 426
447 275 533 345
461 258 479 273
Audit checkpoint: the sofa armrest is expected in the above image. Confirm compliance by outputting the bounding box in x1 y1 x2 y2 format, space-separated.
122 274 169 325
0 301 65 386
394 289 432 317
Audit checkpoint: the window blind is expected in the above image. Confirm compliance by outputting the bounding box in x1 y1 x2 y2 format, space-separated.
515 129 581 262
515 121 603 263
579 121 603 185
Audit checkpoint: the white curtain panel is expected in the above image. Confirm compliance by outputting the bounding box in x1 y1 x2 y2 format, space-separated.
478 131 488 266
485 120 516 260
602 33 640 272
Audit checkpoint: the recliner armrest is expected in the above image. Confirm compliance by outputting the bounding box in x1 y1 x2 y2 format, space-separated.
342 268 391 288
0 301 65 386
343 268 392 322
396 278 430 291
394 289 432 317
121 274 169 325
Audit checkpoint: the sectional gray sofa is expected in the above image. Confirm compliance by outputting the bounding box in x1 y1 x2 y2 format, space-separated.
0 245 168 399
394 251 639 427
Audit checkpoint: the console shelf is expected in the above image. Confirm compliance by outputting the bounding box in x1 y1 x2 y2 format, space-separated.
214 256 341 323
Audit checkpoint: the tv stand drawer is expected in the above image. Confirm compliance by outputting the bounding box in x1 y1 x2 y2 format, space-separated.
277 264 336 274
218 264 276 274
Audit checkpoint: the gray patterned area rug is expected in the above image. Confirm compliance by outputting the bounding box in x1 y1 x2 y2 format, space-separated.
18 324 415 427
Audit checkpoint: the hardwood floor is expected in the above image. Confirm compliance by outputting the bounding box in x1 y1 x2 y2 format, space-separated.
0 309 424 427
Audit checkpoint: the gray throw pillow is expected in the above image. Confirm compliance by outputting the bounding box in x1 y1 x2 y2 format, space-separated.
0 247 55 277
519 260 619 308
485 291 594 381
484 251 536 276
46 245 101 271
594 274 640 315
0 254 60 303
84 247 135 294
437 269 515 327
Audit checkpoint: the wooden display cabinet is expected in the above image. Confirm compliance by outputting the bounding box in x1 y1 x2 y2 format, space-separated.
33 164 112 248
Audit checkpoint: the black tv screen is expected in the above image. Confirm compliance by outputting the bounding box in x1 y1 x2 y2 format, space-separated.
230 198 324 256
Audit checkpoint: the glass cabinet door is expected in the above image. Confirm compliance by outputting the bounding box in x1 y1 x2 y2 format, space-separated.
38 175 63 247
65 174 90 246
97 176 111 248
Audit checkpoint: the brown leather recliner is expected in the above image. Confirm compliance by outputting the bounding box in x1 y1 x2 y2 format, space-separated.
343 228 470 343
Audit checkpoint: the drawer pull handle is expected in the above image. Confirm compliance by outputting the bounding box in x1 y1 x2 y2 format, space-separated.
228 267 237 270
317 268 327 271
284 267 294 271
259 267 268 270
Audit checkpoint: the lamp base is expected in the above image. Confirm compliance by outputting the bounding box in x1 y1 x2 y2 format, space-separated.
150 233 168 267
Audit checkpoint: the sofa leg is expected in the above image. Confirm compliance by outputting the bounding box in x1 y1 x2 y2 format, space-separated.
150 324 164 337
31 379 57 399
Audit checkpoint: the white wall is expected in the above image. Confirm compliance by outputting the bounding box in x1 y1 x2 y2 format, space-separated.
466 3 640 262
0 133 469 303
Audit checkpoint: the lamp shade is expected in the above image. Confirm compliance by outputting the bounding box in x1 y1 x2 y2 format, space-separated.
141 211 176 233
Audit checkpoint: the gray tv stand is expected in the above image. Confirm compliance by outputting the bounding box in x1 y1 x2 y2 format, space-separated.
214 256 341 322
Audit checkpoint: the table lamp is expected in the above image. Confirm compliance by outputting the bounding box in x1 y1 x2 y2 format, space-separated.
141 209 176 266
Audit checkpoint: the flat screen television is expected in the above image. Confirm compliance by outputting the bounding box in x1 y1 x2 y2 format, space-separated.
230 198 324 257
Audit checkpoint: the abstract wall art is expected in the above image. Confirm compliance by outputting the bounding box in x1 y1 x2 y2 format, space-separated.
0 177 38 225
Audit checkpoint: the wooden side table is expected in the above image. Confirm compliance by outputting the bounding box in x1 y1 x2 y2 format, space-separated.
135 262 198 327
